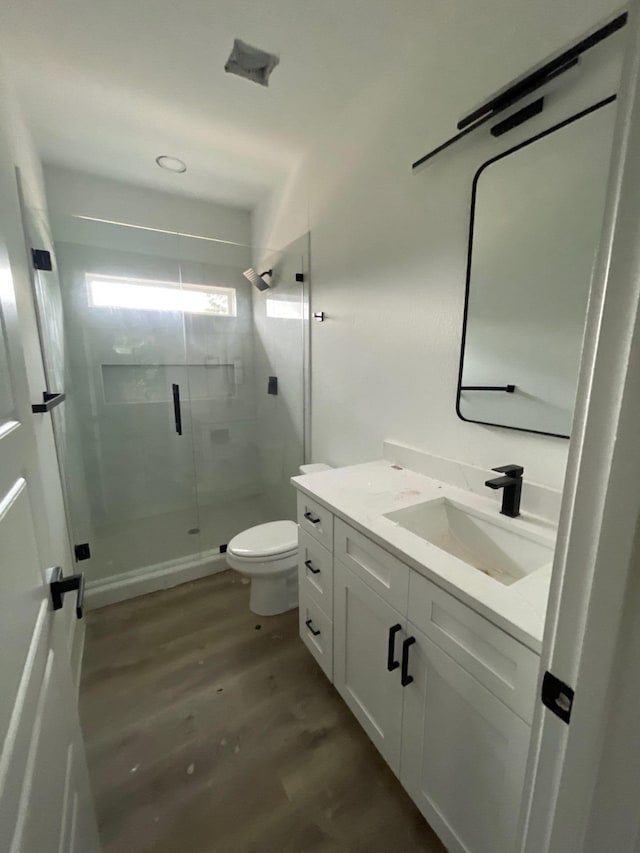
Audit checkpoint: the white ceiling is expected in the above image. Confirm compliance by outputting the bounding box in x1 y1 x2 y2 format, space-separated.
1 0 415 210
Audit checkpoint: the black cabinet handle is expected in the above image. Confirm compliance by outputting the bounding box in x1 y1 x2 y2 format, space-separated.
303 511 320 525
401 636 416 686
50 566 85 619
305 618 321 636
32 391 65 413
305 559 321 575
387 624 402 671
172 383 182 435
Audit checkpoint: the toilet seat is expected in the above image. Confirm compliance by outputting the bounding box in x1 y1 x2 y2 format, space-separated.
228 520 298 560
229 548 297 564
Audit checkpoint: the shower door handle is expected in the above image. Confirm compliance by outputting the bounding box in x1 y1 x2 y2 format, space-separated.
50 566 85 619
172 383 182 435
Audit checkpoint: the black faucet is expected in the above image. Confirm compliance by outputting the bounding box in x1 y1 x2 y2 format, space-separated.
485 465 523 518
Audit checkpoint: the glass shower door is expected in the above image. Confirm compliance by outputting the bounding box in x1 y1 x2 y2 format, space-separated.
177 233 267 555
52 215 201 581
18 196 79 547
178 231 309 556
36 209 310 587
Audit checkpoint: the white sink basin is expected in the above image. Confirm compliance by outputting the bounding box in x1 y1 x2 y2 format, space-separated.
383 497 553 585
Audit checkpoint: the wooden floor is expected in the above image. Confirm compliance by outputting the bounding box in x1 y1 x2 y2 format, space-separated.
80 571 446 853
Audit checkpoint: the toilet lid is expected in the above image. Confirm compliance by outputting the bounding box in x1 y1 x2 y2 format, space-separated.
228 520 298 559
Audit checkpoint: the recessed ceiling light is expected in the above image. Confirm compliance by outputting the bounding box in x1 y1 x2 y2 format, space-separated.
155 155 187 173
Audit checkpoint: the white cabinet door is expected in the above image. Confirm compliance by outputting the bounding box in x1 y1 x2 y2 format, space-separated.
401 625 530 853
334 559 406 774
0 176 100 848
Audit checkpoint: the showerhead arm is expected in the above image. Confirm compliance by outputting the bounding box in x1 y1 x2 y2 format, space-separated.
243 267 273 291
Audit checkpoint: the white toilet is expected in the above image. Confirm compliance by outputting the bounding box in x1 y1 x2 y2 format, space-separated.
226 463 331 616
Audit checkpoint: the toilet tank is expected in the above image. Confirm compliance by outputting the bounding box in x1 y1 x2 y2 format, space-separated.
299 463 332 475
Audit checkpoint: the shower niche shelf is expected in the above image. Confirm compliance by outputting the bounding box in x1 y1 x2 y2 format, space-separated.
101 363 238 404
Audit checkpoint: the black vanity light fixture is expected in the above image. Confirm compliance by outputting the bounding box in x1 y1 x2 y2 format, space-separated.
411 11 627 170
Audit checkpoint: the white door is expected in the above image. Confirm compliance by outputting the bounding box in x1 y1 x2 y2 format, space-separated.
519 7 640 852
0 230 101 850
401 624 530 853
333 559 406 773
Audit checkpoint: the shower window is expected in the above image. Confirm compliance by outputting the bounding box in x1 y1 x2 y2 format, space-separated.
86 273 237 316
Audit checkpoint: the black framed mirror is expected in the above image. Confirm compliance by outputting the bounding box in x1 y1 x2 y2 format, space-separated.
456 96 616 439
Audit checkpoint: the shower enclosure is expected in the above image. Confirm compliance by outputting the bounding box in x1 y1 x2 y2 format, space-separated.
23 201 309 590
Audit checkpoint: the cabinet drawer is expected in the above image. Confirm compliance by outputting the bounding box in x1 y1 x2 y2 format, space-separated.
299 593 333 681
334 519 409 614
298 530 333 618
297 493 334 551
408 571 539 723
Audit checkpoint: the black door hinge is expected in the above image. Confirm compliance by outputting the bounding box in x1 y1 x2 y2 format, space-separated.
541 670 574 724
31 248 52 271
74 542 91 561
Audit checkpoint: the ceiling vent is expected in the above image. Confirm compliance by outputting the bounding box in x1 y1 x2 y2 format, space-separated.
224 39 279 87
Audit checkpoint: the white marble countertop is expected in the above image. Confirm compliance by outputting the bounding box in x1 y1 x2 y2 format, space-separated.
292 460 557 653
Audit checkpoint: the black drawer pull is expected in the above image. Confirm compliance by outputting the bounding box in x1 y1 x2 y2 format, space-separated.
305 559 321 575
401 636 416 686
303 511 321 524
387 624 402 671
305 618 321 636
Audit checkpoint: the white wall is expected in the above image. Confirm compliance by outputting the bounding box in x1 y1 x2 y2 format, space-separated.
253 0 625 491
44 164 252 245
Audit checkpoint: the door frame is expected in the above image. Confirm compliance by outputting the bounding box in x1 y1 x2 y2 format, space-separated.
519 2 640 850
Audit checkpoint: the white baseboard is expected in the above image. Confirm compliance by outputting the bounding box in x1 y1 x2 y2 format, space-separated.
85 549 229 611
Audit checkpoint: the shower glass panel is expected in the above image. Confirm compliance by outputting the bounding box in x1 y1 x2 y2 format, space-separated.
251 233 309 520
19 198 79 546
52 214 201 580
177 232 269 555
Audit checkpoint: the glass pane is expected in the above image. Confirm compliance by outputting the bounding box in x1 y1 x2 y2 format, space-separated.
179 231 308 555
50 213 200 581
177 234 266 555
23 206 66 391
0 305 15 425
252 233 308 519
20 202 77 543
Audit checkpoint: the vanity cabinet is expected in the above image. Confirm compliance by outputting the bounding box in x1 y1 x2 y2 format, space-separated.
296 491 539 853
